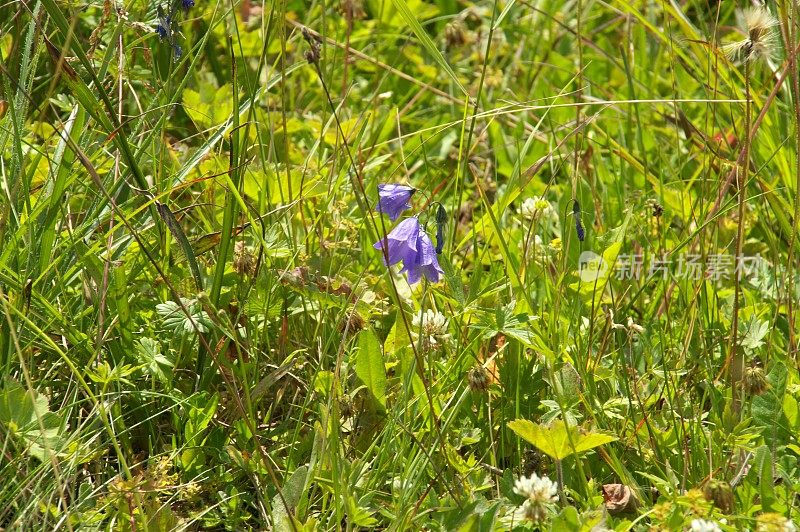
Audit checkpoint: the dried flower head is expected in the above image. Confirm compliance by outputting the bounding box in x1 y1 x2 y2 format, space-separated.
302 27 321 64
339 0 365 20
646 198 664 217
626 316 645 336
339 397 355 419
467 365 491 392
444 18 468 48
722 6 779 63
233 241 256 276
702 478 734 514
744 365 769 396
339 309 364 336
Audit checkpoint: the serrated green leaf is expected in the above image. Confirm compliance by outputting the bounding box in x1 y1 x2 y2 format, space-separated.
507 419 617 460
752 362 789 446
0 378 64 460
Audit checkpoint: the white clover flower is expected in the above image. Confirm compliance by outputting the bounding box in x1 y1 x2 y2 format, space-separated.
520 196 553 221
512 473 558 523
411 309 450 350
690 519 722 532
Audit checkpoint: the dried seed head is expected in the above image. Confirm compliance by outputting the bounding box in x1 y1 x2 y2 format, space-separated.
233 241 256 276
722 6 779 63
646 198 664 217
444 19 467 48
339 309 364 336
702 478 734 514
467 365 491 392
743 365 769 396
302 27 321 64
338 0 365 19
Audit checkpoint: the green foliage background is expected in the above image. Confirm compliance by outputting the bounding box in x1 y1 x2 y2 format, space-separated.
1 0 800 529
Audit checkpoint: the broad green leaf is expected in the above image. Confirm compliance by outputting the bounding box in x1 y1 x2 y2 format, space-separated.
755 445 777 512
182 84 235 129
784 395 799 430
384 314 414 356
355 330 387 409
507 419 617 460
0 378 64 460
135 338 174 384
181 392 219 471
272 465 309 532
752 362 790 446
345 494 378 527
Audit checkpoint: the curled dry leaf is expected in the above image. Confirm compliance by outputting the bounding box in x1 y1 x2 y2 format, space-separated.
602 483 637 514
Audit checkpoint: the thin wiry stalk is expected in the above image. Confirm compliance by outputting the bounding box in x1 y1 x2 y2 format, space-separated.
729 59 750 416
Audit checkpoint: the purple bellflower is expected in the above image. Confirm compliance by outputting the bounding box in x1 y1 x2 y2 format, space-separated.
373 217 420 267
182 0 195 9
377 184 415 221
373 217 443 284
401 231 444 284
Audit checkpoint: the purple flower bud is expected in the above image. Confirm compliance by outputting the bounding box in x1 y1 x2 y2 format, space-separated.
373 217 420 267
182 0 194 9
155 23 169 40
376 184 415 221
401 232 444 284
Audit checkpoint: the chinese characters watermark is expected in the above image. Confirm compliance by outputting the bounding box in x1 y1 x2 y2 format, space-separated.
578 251 768 282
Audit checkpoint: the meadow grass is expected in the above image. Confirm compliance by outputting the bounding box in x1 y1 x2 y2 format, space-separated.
1 0 800 530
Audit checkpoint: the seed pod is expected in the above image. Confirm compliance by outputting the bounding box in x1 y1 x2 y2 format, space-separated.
435 204 447 254
573 200 585 241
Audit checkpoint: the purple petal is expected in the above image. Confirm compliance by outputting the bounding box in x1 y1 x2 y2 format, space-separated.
373 217 420 266
401 231 444 284
376 184 415 221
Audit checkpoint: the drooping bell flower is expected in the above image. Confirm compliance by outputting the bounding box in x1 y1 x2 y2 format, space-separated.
373 217 420 267
376 184 415 221
401 231 444 284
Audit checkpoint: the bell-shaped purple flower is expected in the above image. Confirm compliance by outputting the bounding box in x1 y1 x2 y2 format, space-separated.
376 184 415 221
401 231 444 284
182 0 195 9
373 217 420 267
